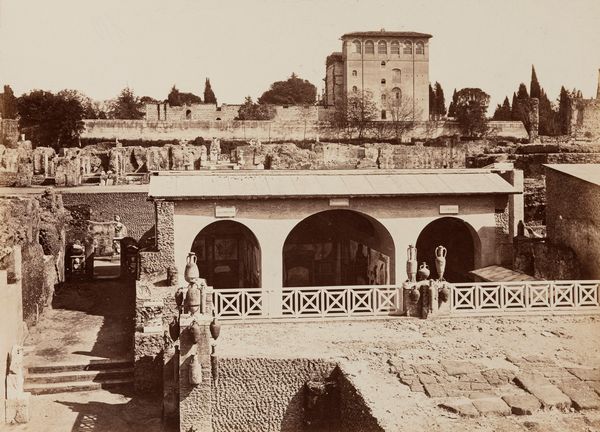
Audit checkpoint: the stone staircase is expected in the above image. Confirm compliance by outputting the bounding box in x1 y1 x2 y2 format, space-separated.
24 358 133 395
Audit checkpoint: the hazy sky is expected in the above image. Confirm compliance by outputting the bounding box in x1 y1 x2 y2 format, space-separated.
1 0 599 111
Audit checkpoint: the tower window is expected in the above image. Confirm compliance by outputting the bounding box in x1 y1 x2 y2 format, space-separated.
353 40 361 54
392 68 401 83
415 41 424 55
381 94 387 102
380 61 386 68
381 110 387 120
392 87 402 100
391 41 400 54
403 40 413 55
352 70 357 77
365 40 374 54
378 40 387 54
352 86 358 93
185 109 192 120
381 79 386 85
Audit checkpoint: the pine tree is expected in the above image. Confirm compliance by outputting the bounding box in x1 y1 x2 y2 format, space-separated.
448 89 458 117
530 66 541 99
434 82 446 117
429 84 436 119
204 78 217 104
511 93 519 121
557 86 572 135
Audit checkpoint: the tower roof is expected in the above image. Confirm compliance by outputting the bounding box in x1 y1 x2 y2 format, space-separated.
342 31 432 39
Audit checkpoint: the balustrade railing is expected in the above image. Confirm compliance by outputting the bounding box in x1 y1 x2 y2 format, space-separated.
450 280 600 313
211 280 600 321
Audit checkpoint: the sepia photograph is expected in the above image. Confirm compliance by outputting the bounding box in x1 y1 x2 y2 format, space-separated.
1 0 600 430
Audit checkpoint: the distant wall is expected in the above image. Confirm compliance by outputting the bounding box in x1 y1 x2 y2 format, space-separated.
81 119 528 142
572 98 600 138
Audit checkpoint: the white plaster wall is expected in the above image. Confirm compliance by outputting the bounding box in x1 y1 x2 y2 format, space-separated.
172 195 502 296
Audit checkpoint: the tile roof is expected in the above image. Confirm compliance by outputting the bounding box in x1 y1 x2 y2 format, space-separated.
148 169 518 200
545 164 600 187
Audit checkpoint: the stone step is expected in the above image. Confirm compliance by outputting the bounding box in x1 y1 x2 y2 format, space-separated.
27 358 133 374
26 368 133 384
24 377 133 395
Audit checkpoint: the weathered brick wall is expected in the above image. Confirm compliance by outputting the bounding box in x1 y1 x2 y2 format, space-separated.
61 192 154 243
212 358 337 432
572 98 600 138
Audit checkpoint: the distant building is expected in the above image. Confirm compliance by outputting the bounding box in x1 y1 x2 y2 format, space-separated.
545 164 600 279
571 70 600 139
324 30 432 121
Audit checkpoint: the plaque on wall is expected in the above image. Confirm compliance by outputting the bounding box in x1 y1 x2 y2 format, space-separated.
215 206 236 218
439 205 459 215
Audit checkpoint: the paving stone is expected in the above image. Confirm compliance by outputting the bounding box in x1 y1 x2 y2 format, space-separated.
443 360 478 376
439 398 479 417
419 373 438 384
502 394 542 415
409 382 425 393
515 373 571 411
424 383 447 398
523 354 555 365
567 368 600 382
471 397 511 416
468 392 497 399
586 380 600 396
558 381 600 410
456 381 472 391
470 382 492 391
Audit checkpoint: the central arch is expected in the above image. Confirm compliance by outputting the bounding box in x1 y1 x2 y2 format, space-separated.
282 210 395 287
190 220 261 289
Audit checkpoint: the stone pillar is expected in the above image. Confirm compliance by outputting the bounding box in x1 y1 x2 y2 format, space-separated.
505 169 524 241
178 312 212 432
529 97 539 142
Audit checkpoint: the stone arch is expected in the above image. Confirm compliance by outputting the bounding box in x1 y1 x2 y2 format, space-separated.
185 109 192 120
415 217 481 282
190 220 261 289
282 209 395 287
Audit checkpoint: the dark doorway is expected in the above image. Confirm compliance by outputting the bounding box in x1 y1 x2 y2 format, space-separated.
190 221 261 289
282 210 395 287
415 217 477 282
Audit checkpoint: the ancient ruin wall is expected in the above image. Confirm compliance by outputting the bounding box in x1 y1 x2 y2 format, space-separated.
1 119 19 146
80 119 528 142
61 191 155 244
212 358 334 432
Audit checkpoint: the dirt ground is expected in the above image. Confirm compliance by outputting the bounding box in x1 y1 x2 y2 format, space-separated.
219 314 600 431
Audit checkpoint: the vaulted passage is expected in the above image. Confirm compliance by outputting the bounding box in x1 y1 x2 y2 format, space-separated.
190 221 261 289
282 210 395 287
415 217 477 282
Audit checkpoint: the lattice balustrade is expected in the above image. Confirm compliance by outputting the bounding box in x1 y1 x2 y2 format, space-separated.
450 281 600 313
212 288 266 320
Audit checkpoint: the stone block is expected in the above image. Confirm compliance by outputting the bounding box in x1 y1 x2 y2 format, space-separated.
587 380 600 396
439 398 479 417
443 360 477 376
5 395 30 423
567 368 600 382
5 374 24 398
515 373 571 410
470 382 492 391
418 373 437 384
502 394 541 415
471 397 511 416
424 383 447 398
558 381 600 410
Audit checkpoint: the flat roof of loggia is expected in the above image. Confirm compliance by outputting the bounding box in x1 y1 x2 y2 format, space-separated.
148 169 520 200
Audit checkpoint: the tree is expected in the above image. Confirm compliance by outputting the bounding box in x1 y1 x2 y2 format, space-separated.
339 91 378 140
17 89 85 149
454 88 490 137
493 96 512 121
448 89 458 117
557 86 572 135
428 84 436 119
167 85 202 106
203 79 217 104
110 87 144 119
236 96 275 120
382 90 420 143
434 82 446 118
1 85 18 119
511 84 533 133
530 65 541 99
258 73 317 105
